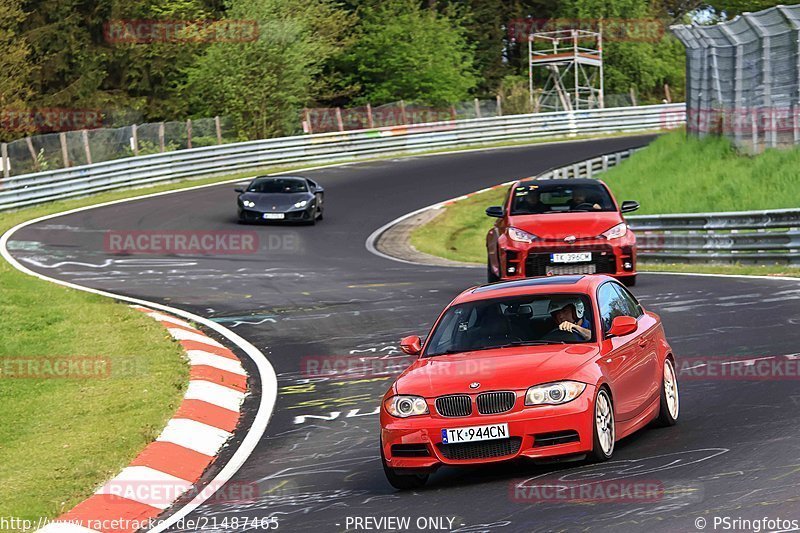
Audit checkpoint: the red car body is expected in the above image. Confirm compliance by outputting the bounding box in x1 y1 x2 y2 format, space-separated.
486 178 639 286
380 275 679 489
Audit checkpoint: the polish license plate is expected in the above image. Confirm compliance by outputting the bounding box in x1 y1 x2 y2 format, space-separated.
441 423 509 444
551 252 592 263
263 213 285 220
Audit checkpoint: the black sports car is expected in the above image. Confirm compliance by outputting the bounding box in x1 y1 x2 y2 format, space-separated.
236 176 324 224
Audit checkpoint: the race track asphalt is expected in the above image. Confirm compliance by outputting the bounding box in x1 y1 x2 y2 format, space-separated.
8 135 800 533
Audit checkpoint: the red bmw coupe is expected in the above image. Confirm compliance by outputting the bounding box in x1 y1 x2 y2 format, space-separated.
486 178 639 286
379 275 679 489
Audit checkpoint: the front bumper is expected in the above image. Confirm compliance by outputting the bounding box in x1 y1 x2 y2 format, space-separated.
381 386 596 470
498 236 636 280
238 205 314 223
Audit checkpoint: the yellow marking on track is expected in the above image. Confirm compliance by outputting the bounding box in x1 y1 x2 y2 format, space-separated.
265 480 290 494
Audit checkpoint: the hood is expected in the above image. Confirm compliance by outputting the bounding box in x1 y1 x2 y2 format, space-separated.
240 191 312 210
508 211 622 240
394 344 598 397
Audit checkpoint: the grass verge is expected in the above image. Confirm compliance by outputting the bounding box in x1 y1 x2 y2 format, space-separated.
410 130 800 277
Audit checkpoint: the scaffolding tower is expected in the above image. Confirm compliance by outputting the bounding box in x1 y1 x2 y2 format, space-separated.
528 29 604 112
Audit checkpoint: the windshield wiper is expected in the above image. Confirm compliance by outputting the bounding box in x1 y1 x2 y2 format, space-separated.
497 340 567 348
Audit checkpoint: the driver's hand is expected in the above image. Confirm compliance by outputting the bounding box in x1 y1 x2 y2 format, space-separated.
592 203 601 210
558 321 576 332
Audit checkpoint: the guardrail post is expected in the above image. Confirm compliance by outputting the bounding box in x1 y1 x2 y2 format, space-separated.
335 107 344 132
303 109 313 134
449 105 457 121
59 132 69 167
158 122 165 152
496 95 502 116
81 130 92 165
26 137 40 171
586 159 593 178
1 142 8 178
474 98 482 119
400 100 408 124
366 103 374 128
215 116 222 144
131 124 139 157
186 119 193 149
602 154 609 172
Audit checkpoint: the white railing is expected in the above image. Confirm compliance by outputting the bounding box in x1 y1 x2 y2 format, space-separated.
0 104 685 211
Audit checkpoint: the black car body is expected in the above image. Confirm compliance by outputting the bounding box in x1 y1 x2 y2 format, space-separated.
237 176 324 224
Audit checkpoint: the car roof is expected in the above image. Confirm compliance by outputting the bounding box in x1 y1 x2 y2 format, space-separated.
516 177 608 187
452 275 615 304
252 175 306 182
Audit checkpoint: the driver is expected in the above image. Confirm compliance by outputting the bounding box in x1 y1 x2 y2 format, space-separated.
548 297 592 341
570 189 601 211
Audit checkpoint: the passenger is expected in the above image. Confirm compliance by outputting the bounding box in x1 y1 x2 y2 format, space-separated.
547 298 592 341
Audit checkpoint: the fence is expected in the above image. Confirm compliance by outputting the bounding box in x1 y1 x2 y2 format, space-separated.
303 94 644 134
1 116 237 178
672 5 800 154
534 148 800 265
0 103 683 212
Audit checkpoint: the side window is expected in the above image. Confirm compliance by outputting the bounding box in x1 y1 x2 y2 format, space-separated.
597 282 628 333
613 284 644 318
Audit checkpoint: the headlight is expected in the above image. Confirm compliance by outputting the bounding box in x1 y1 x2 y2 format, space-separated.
242 200 255 208
294 200 309 208
525 381 586 406
602 222 627 240
385 395 429 418
507 227 538 243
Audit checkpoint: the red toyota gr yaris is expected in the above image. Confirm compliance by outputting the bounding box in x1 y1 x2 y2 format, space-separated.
486 178 640 286
380 275 679 489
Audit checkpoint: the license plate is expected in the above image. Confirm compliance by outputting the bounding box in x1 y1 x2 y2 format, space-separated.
263 213 285 220
441 423 509 444
551 252 592 263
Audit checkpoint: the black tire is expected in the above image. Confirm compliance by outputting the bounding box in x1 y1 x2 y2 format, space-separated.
380 441 429 490
589 388 615 462
316 206 324 221
487 259 500 283
655 358 680 427
622 275 637 287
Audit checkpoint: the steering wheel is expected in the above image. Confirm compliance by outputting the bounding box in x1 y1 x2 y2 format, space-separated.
542 329 576 342
573 202 598 210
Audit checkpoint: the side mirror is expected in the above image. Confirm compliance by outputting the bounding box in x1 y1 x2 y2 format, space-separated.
620 200 640 213
234 188 244 193
400 335 422 356
607 316 637 337
485 206 504 218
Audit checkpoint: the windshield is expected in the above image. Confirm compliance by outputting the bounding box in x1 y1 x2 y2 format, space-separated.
424 294 595 357
248 178 308 194
510 182 615 215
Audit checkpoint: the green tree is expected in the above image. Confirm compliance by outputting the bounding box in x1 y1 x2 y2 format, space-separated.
557 0 685 104
0 0 31 113
340 0 478 105
185 0 353 139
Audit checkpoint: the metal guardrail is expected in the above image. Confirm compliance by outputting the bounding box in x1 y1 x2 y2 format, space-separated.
628 210 800 264
540 150 800 265
0 103 684 212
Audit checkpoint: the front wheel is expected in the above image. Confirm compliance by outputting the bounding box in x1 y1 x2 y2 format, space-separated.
487 258 500 283
589 388 615 462
655 358 679 426
380 441 429 490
